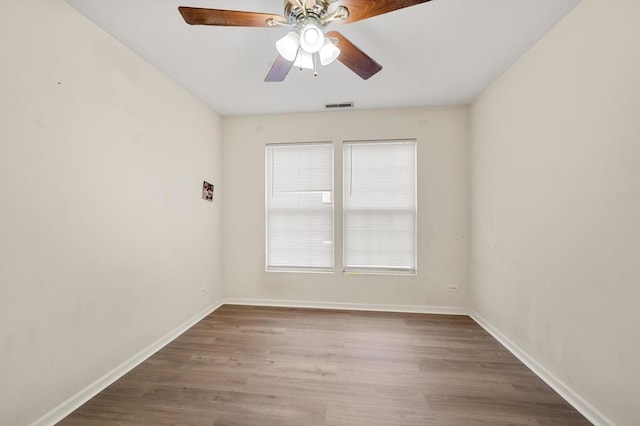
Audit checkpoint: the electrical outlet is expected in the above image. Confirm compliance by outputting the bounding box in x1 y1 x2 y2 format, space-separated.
200 286 208 296
447 284 458 292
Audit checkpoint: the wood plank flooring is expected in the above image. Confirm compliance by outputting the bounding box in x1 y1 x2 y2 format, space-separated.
59 305 591 425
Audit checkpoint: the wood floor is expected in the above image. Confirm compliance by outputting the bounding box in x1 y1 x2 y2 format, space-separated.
59 305 591 425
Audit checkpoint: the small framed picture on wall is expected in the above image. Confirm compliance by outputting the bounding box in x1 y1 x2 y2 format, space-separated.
202 181 214 202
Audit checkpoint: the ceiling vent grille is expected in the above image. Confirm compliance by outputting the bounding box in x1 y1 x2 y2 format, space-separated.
325 102 354 109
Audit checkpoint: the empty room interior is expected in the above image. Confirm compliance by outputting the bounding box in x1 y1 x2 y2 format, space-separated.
1 0 639 425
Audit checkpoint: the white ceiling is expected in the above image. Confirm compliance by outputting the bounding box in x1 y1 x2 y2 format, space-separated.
65 0 580 116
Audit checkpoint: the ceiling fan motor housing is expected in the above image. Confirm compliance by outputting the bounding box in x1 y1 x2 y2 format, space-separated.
284 0 331 25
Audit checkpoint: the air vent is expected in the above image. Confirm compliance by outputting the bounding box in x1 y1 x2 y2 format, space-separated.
325 102 354 109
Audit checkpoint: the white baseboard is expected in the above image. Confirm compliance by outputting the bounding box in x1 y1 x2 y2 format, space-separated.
222 297 468 316
468 310 612 426
29 300 224 426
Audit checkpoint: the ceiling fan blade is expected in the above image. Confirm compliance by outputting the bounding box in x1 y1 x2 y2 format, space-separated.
179 7 283 27
332 0 431 24
265 55 294 82
326 31 382 80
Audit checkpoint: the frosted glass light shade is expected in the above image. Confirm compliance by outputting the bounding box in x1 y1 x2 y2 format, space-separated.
299 24 324 53
276 32 300 62
319 39 340 66
293 50 314 70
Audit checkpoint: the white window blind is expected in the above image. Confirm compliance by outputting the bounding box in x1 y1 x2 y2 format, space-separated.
343 140 417 274
266 143 334 272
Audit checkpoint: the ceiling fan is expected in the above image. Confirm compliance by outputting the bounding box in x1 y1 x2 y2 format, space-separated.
178 0 431 82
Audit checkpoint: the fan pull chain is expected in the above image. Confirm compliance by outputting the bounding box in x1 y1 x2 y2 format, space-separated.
313 53 318 77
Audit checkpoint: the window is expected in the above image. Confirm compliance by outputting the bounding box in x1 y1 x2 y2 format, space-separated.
265 143 334 272
343 140 417 274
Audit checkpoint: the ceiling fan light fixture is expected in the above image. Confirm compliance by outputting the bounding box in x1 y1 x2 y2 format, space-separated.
299 23 325 53
319 39 340 66
293 49 314 70
276 31 300 62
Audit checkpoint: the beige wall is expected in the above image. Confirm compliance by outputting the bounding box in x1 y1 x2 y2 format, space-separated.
222 107 468 310
0 1 224 424
469 0 640 424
